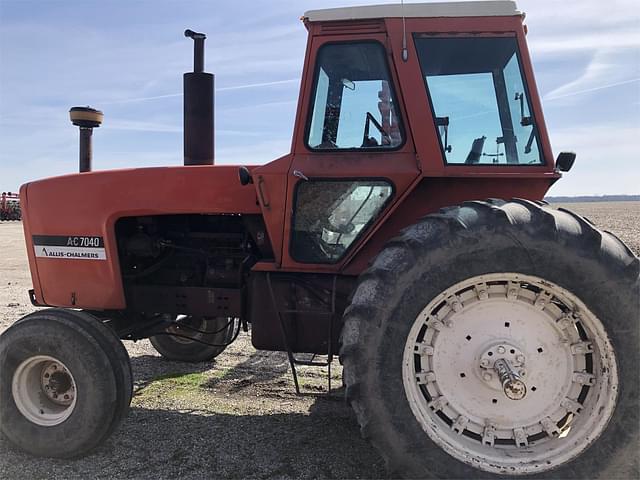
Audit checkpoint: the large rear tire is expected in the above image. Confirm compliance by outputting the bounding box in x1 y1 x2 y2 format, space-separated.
0 309 132 458
149 316 235 362
341 199 639 478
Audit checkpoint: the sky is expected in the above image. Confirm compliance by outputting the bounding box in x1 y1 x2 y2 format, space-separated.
0 0 639 196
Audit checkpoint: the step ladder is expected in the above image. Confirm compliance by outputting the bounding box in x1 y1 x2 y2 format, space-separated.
266 273 337 394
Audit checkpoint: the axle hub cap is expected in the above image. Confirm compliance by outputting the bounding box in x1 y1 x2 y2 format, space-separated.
493 358 526 400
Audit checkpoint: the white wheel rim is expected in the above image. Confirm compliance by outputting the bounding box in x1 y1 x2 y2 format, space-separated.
11 355 77 427
402 273 618 475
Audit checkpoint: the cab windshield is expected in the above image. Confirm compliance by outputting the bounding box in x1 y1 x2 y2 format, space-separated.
415 36 543 165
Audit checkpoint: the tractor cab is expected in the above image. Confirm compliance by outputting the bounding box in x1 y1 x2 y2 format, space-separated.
253 1 556 274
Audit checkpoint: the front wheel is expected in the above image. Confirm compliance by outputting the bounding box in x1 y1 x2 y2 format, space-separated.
149 316 236 362
341 199 639 478
0 309 132 458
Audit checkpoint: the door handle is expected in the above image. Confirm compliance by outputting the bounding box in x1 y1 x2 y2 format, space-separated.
257 175 270 209
292 170 309 181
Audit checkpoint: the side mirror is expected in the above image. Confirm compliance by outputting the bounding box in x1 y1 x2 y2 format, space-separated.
555 152 576 172
238 166 253 185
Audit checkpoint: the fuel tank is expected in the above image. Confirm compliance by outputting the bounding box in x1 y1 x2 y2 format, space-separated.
21 165 260 309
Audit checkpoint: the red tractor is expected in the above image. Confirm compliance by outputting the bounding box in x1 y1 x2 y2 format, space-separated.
1 2 638 478
0 192 21 221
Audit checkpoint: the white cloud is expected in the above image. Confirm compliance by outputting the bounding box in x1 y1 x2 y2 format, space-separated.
217 78 299 92
106 119 181 133
547 124 640 196
545 78 640 101
544 48 640 102
216 139 291 165
529 30 640 56
99 78 300 105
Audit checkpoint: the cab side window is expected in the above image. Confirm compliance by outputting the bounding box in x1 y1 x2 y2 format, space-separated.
307 42 403 150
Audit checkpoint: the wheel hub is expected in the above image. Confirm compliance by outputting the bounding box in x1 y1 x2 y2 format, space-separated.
402 273 618 475
41 362 75 406
12 355 78 426
477 342 527 399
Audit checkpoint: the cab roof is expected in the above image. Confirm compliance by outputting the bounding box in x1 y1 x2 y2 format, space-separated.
303 1 521 23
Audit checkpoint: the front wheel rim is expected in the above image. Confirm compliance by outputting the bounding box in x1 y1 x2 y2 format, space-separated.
402 273 618 475
11 355 77 427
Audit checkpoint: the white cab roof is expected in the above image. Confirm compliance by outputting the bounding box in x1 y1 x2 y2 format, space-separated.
303 1 521 22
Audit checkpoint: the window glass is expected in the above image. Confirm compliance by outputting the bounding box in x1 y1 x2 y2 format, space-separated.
292 180 392 263
306 43 403 150
308 69 329 147
416 36 542 165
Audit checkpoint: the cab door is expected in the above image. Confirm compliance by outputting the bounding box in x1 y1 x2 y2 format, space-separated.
281 36 420 272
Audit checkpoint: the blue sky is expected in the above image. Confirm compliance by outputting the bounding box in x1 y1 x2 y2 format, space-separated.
0 0 638 196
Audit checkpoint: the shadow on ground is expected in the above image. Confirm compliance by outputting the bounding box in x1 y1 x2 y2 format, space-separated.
0 402 387 480
0 349 388 480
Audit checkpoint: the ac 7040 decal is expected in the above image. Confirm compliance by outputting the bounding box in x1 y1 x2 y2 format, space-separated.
32 235 106 260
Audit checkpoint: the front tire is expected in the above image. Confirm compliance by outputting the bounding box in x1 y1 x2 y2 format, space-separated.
0 309 132 458
341 199 639 478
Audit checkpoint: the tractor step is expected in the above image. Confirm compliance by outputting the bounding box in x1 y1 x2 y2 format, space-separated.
266 273 336 394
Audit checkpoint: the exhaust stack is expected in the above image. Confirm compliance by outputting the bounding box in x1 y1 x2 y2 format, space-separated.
69 106 103 173
184 29 214 166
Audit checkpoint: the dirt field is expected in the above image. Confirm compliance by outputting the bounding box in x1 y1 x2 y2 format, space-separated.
0 201 638 479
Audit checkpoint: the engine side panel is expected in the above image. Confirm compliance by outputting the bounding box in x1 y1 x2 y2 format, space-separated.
23 165 261 309
116 213 269 318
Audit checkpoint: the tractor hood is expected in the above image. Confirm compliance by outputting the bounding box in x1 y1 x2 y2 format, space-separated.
20 165 260 308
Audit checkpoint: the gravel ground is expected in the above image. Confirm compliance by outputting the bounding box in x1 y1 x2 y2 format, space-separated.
0 201 638 479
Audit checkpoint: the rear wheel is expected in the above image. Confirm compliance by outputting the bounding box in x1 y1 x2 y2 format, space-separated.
0 309 132 458
149 316 235 362
341 199 639 478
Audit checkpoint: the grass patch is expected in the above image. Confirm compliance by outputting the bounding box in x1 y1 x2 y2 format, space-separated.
136 370 226 400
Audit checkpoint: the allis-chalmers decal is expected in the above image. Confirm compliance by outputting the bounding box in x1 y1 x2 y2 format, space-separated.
32 235 106 260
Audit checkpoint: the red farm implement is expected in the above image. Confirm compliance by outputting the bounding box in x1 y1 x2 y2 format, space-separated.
0 192 21 221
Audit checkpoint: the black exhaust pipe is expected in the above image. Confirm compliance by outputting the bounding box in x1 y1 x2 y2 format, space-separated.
184 29 214 166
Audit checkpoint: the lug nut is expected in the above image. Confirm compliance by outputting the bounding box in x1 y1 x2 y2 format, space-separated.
516 354 525 363
518 369 526 377
483 372 493 382
497 346 506 354
480 359 490 368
